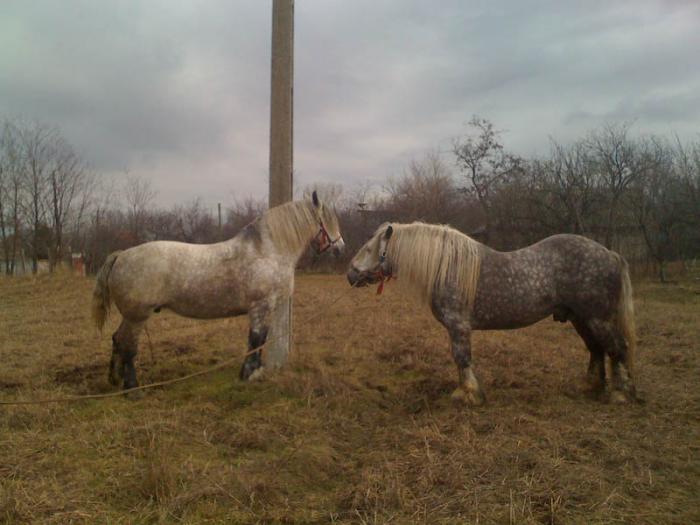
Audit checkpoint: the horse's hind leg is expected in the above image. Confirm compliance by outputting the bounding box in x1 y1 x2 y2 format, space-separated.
605 326 636 403
110 319 145 390
447 321 485 407
240 304 270 381
571 318 606 394
574 317 635 402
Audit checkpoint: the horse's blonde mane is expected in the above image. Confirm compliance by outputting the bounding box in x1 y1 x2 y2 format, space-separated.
385 222 482 308
261 200 339 256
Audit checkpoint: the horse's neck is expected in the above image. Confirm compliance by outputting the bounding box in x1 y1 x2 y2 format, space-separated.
262 218 316 264
275 237 310 266
226 203 319 264
218 232 299 270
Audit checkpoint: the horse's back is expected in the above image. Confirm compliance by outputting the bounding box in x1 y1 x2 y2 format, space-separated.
530 233 606 254
535 234 620 274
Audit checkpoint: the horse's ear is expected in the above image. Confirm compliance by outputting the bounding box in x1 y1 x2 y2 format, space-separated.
312 190 320 208
385 225 393 240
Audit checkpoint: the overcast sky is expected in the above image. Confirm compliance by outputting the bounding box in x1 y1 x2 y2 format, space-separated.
1 0 699 207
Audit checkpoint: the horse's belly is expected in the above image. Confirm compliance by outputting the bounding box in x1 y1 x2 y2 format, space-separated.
471 303 553 330
168 302 248 319
166 289 248 318
471 266 558 330
472 313 550 330
167 285 249 319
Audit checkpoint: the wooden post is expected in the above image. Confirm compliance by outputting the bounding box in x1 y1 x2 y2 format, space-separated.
267 0 294 368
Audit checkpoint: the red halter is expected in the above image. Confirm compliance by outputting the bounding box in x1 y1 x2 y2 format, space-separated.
313 221 340 254
371 252 392 295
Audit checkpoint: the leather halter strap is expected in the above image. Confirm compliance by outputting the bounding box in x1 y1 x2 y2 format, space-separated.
313 221 340 254
371 251 392 295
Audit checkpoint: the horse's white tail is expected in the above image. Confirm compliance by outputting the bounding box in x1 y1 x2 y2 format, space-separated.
92 251 121 332
616 253 637 377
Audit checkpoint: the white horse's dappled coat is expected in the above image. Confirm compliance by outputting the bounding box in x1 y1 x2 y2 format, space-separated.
93 194 343 388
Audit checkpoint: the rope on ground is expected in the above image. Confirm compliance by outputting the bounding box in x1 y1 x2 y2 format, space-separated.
0 281 360 406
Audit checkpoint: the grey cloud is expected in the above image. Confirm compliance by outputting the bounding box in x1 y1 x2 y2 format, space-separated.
1 0 699 206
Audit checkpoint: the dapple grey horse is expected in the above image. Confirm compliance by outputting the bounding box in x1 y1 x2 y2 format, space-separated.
347 222 637 405
93 192 344 389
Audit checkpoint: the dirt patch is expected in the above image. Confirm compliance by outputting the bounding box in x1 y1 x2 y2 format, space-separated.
0 380 24 390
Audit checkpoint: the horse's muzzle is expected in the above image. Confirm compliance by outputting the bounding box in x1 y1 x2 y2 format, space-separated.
347 266 370 287
332 237 345 258
347 267 359 286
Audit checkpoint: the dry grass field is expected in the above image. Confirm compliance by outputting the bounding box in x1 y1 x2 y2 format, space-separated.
1 271 699 524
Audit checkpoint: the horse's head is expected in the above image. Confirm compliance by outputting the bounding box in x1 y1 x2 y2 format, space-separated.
309 190 345 257
347 223 393 287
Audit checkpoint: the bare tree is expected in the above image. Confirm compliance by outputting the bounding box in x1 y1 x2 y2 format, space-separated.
123 175 157 244
671 138 700 264
585 122 655 248
225 197 266 237
68 169 98 257
44 137 89 270
675 138 700 226
546 139 599 234
19 122 60 273
84 180 121 273
628 138 687 281
385 150 460 225
0 120 24 274
453 116 522 241
172 198 217 243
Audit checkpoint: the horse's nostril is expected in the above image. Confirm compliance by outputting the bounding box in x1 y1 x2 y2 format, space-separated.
347 268 359 285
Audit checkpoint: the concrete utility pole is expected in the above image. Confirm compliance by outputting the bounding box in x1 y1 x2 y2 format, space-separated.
267 0 294 368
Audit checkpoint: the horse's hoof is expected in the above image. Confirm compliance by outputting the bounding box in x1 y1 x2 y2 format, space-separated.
239 363 260 381
627 386 645 404
609 390 629 404
247 366 266 382
585 377 606 393
239 354 263 381
124 388 144 400
632 391 646 404
451 387 485 407
582 382 606 401
108 373 120 387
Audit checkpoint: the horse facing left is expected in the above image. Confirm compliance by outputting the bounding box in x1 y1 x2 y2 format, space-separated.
348 222 638 406
92 191 344 389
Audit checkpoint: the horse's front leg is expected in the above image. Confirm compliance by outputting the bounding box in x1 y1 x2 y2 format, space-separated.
239 303 270 381
448 322 485 407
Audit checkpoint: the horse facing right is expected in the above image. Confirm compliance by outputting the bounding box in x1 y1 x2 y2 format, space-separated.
92 191 344 389
347 222 638 406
